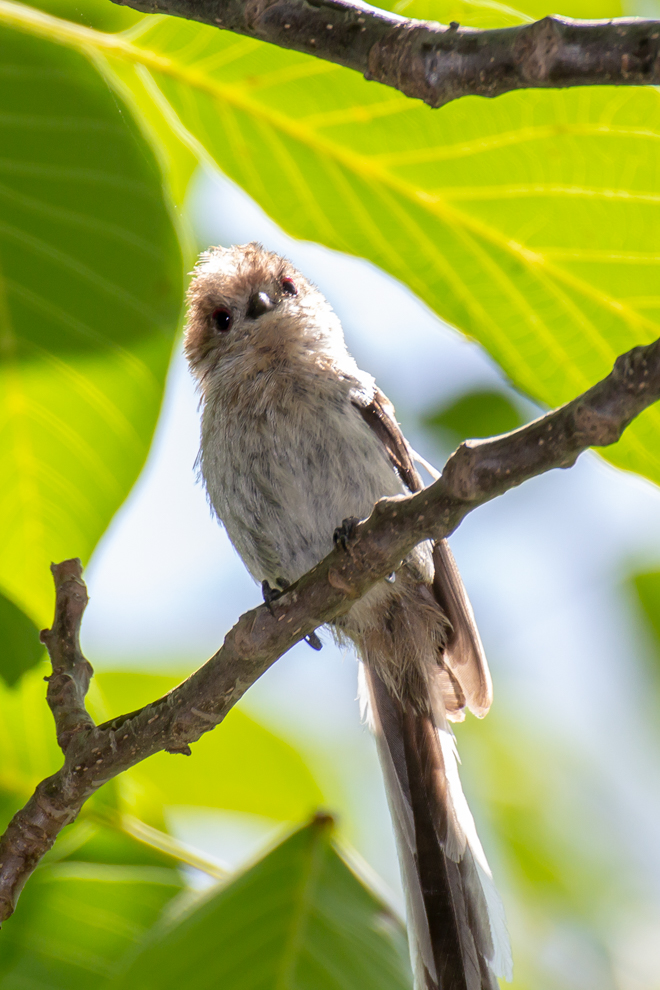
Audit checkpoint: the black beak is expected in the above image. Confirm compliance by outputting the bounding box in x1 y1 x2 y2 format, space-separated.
247 291 275 319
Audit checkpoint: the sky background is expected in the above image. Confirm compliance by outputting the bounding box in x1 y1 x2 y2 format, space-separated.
79 165 660 989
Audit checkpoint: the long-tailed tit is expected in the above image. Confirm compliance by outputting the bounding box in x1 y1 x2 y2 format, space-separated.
185 243 511 990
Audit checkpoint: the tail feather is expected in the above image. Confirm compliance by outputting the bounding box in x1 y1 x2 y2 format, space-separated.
361 665 511 990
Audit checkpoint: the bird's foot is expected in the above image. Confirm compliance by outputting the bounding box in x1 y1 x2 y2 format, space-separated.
305 630 323 651
263 579 322 650
333 516 359 552
261 577 289 615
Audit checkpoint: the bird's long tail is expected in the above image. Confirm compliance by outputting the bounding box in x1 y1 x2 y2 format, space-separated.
359 663 511 990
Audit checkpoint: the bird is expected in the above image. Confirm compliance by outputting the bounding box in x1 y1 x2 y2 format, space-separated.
184 242 511 990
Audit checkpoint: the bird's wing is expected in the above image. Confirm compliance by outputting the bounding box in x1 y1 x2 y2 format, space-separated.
351 385 423 494
351 385 492 719
432 541 492 718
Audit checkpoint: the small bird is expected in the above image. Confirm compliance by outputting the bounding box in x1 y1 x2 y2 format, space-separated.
185 242 511 990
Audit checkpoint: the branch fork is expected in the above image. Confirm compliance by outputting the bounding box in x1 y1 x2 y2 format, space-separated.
2 335 660 923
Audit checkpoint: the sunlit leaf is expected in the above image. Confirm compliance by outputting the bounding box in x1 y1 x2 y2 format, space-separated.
0 16 182 624
0 590 43 686
109 817 412 990
390 0 624 26
88 0 657 490
28 0 142 32
2 0 659 498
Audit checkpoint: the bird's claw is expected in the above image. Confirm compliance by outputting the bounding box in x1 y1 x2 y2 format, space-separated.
262 577 288 615
333 516 359 552
263 579 322 650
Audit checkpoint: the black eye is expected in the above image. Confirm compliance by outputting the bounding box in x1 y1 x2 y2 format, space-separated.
211 307 232 333
281 278 297 296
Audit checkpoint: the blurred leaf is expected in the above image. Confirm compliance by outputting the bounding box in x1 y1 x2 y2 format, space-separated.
630 569 660 698
392 0 532 27
424 388 525 444
97 55 199 212
476 721 623 910
632 570 660 646
109 817 412 990
0 862 182 989
456 710 635 989
0 590 43 686
500 0 623 16
93 672 325 823
0 667 323 867
44 817 181 870
0 17 182 624
27 0 143 31
0 664 63 829
0 665 133 843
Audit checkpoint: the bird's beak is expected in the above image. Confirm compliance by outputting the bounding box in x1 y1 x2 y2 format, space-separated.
247 291 275 319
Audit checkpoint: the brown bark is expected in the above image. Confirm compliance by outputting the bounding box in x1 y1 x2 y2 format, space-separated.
111 0 660 108
1 335 659 922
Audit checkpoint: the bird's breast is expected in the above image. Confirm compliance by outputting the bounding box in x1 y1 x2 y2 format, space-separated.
201 378 404 584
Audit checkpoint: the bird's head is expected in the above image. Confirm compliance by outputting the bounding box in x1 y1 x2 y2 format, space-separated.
184 243 347 392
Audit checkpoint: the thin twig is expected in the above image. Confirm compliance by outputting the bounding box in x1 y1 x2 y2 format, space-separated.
1 336 659 923
111 0 660 108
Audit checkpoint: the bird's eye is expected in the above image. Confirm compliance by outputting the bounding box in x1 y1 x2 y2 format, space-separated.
281 278 297 296
211 307 232 333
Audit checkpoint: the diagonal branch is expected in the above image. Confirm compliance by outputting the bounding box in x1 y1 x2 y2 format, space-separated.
111 0 660 108
1 335 660 923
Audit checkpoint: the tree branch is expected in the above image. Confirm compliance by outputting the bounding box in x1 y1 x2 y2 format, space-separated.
111 0 660 108
2 336 660 923
41 560 95 753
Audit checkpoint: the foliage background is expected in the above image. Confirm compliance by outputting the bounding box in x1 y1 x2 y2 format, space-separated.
1 0 660 985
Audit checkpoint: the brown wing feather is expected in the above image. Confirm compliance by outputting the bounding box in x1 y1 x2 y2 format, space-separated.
352 386 422 494
352 386 492 719
432 541 492 719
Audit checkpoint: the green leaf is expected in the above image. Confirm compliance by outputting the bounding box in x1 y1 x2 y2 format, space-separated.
88 4 659 490
0 15 182 624
0 590 43 685
390 0 624 27
0 664 63 829
632 570 660 646
391 0 532 28
0 862 183 990
109 817 412 990
2 2 658 496
424 388 525 445
456 710 638 989
630 570 660 694
93 672 325 823
0 667 323 861
27 0 143 32
43 817 183 870
0 665 131 842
